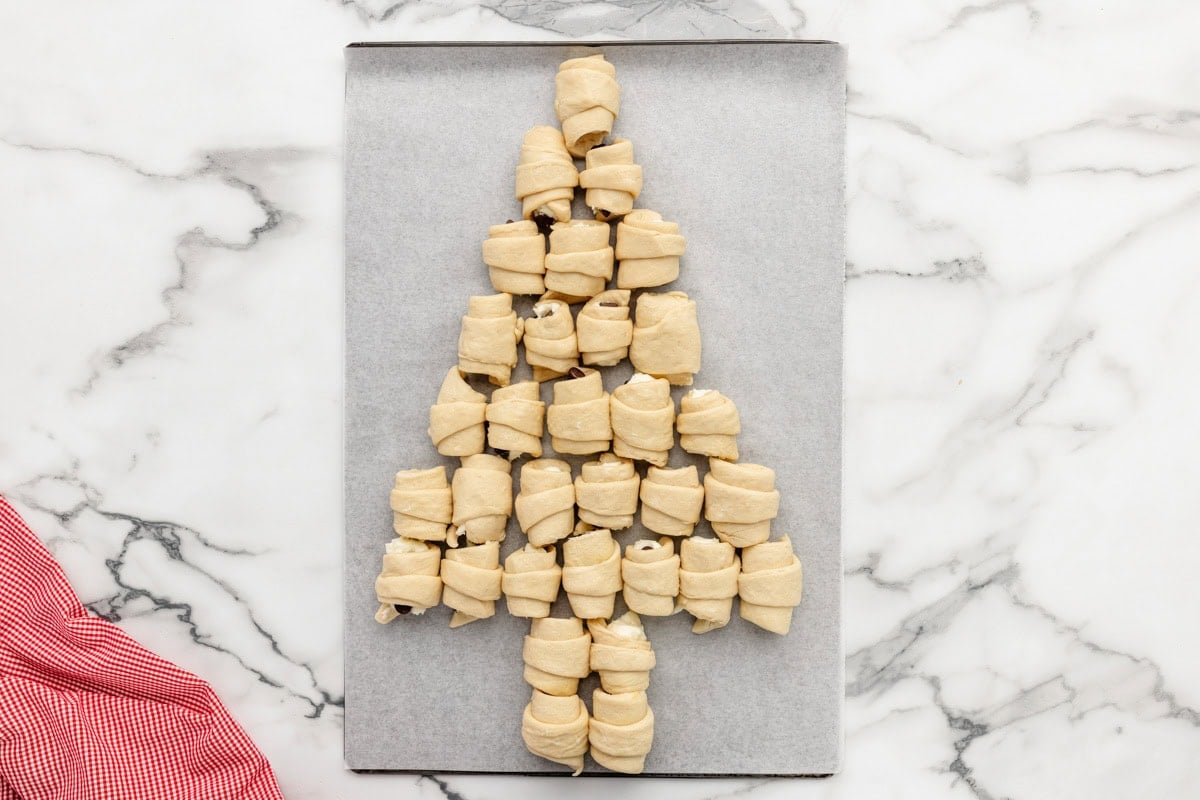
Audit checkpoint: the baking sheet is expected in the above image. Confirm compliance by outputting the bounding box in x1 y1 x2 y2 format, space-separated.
344 41 844 776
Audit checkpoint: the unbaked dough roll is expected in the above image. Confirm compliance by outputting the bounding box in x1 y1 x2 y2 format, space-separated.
589 612 656 694
575 453 639 530
639 465 704 537
615 210 686 289
514 459 575 547
503 543 563 619
389 467 452 542
427 366 487 457
579 138 643 221
739 536 804 635
576 290 632 366
629 291 701 386
703 459 780 548
561 528 622 620
458 293 524 386
451 454 513 544
555 53 620 158
441 540 503 628
482 220 546 296
589 689 655 775
544 220 613 300
621 538 679 617
522 689 589 776
610 374 674 467
373 538 443 624
678 536 739 634
486 381 545 459
547 367 611 455
524 296 580 382
523 616 592 697
676 389 741 461
515 126 578 228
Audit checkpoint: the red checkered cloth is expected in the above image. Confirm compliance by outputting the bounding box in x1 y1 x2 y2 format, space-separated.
0 496 284 800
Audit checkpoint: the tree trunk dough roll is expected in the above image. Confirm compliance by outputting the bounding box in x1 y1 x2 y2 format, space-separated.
678 536 739 634
427 367 487 457
522 689 589 776
589 689 654 774
555 54 620 158
629 291 701 386
577 290 632 366
441 540 503 628
621 538 679 617
374 538 443 624
451 454 513 544
703 458 780 548
575 453 639 530
610 374 674 467
676 389 741 461
544 220 613 300
523 616 592 697
514 459 575 547
589 612 656 694
547 367 611 455
503 543 563 619
458 293 524 386
639 465 704 537
738 536 803 635
483 220 546 296
561 528 622 620
615 210 686 289
515 126 578 227
524 296 579 382
486 381 545 459
389 467 452 542
579 138 643 221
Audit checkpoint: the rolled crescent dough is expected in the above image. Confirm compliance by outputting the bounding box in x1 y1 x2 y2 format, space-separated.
639 465 704 537
621 538 679 617
388 467 452 542
523 616 592 697
610 374 675 467
427 366 486 457
629 291 700 386
576 289 632 366
503 543 563 619
482 220 546 296
524 297 579 382
589 689 655 774
515 126 578 225
545 220 613 300
738 536 804 635
458 293 524 387
561 528 622 620
588 611 656 695
373 538 442 623
575 453 640 530
441 540 503 628
522 689 589 776
703 458 780 548
678 535 739 634
579 138 642 221
676 389 741 461
547 368 611 455
514 459 575 548
450 454 513 544
486 381 545 459
555 54 620 158
615 209 686 289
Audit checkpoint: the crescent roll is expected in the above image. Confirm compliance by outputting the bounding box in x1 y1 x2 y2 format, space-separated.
544 220 613 300
575 453 639 531
678 536 739 634
610 374 675 467
458 293 524 387
639 465 704 537
522 689 589 776
588 612 656 694
579 138 643 221
739 536 804 635
514 459 576 547
503 543 563 619
547 367 612 455
516 126 578 228
441 540 503 628
523 616 592 697
629 291 701 386
615 210 686 289
483 220 546 296
621 538 679 617
576 290 632 366
703 459 780 548
427 366 487 457
676 389 741 461
389 467 452 542
555 53 620 158
562 528 622 620
486 381 545 459
373 538 443 624
451 454 513 544
524 296 580 382
589 689 655 775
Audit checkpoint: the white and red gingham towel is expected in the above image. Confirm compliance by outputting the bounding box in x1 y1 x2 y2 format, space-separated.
0 496 284 800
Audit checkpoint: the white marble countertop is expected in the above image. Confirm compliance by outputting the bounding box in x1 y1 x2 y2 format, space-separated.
3 2 1198 798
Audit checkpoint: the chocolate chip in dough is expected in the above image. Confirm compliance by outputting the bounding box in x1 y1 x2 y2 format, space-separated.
393 604 412 615
567 367 587 379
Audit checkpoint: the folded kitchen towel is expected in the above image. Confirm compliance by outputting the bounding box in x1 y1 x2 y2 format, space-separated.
0 496 284 800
